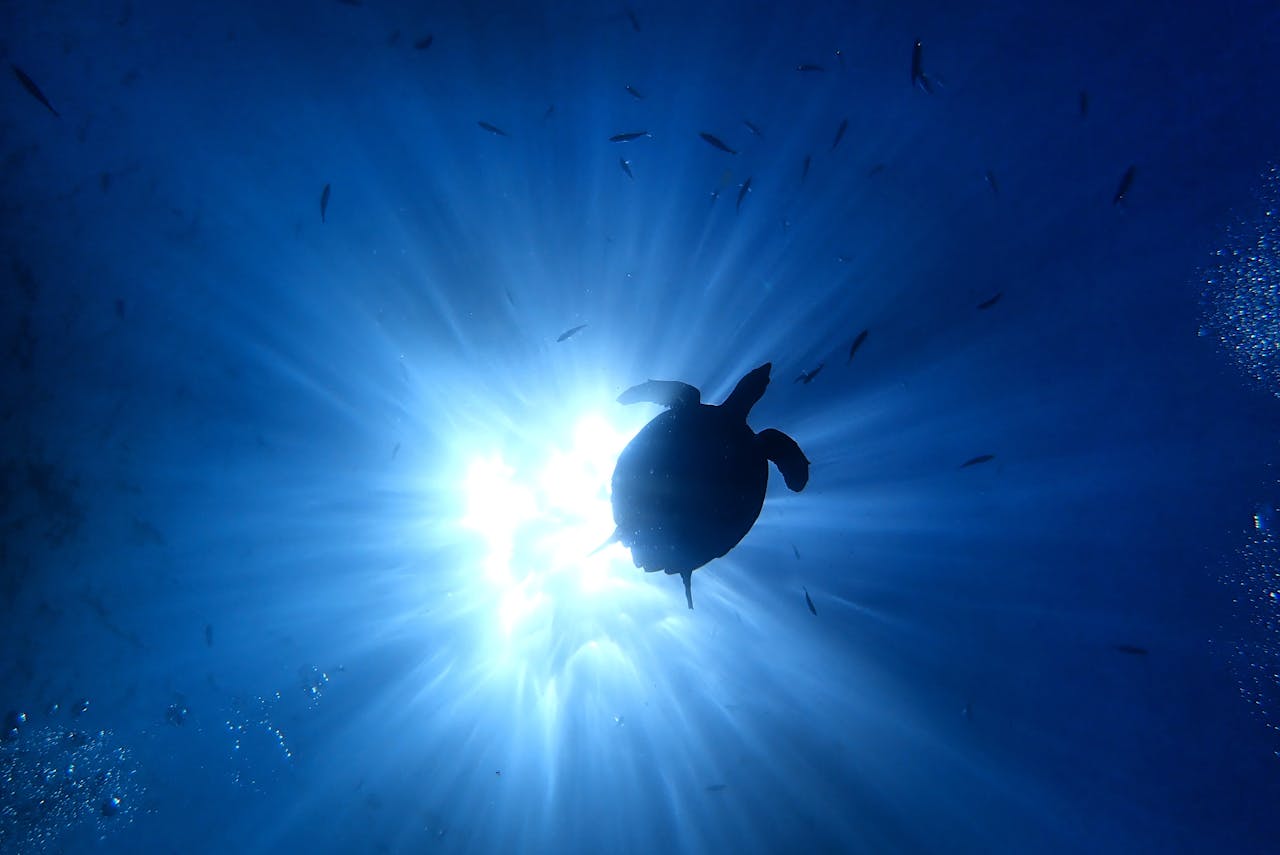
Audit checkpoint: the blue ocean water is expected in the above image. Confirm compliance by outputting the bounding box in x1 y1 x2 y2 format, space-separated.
3 0 1280 852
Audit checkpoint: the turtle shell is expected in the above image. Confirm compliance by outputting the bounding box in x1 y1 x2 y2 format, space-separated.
610 402 767 575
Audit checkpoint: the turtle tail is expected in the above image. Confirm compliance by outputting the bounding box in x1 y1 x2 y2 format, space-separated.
589 529 620 557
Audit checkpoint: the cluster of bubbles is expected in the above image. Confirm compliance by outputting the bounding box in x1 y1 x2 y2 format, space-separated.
224 665 339 790
1221 503 1280 756
1199 165 1280 393
1201 164 1280 758
0 707 143 852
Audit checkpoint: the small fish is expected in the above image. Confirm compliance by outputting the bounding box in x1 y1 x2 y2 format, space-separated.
609 131 650 142
792 544 800 560
976 292 1002 310
204 623 213 647
960 454 995 468
911 41 933 93
133 518 166 547
114 298 126 319
620 158 633 179
705 784 727 792
557 323 588 342
320 183 331 223
801 154 811 182
1112 644 1148 656
625 84 644 100
478 121 509 137
736 177 751 212
831 117 848 151
847 329 868 362
625 7 641 32
743 119 762 137
414 34 434 50
543 104 555 120
868 163 886 176
1079 90 1089 118
796 63 825 72
804 587 817 616
795 363 825 384
699 132 737 155
12 65 60 117
984 170 999 196
1112 165 1136 206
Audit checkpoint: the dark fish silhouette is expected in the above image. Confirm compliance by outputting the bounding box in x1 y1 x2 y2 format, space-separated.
847 329 868 362
320 183 331 223
868 163 886 176
478 121 509 137
801 154 811 182
1112 644 1148 656
1079 90 1089 118
743 120 762 137
414 34 434 50
705 783 727 792
977 292 1002 310
625 85 644 100
699 132 737 154
795 363 825 384
610 131 650 142
12 65 59 117
796 63 825 72
620 158 633 179
911 41 933 93
736 177 751 211
543 104 556 120
792 544 800 560
557 324 588 342
804 587 817 615
625 7 640 31
831 118 848 151
984 170 999 196
1112 165 1136 206
960 454 994 468
204 624 213 647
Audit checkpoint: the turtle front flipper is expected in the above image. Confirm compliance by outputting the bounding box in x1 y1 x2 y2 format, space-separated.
721 363 772 419
617 380 701 408
759 428 809 491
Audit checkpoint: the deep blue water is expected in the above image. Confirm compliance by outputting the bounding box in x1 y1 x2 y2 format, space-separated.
3 0 1280 852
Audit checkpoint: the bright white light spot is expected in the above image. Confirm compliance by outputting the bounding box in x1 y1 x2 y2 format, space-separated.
458 413 641 641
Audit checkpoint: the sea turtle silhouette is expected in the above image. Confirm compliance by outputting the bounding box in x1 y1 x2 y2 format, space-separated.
606 363 809 608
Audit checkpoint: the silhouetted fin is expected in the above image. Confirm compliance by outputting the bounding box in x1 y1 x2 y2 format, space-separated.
721 363 771 419
617 380 700 408
682 570 694 609
759 428 809 491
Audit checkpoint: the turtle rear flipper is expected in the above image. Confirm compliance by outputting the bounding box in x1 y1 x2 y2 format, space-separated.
759 428 809 491
617 380 701 408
